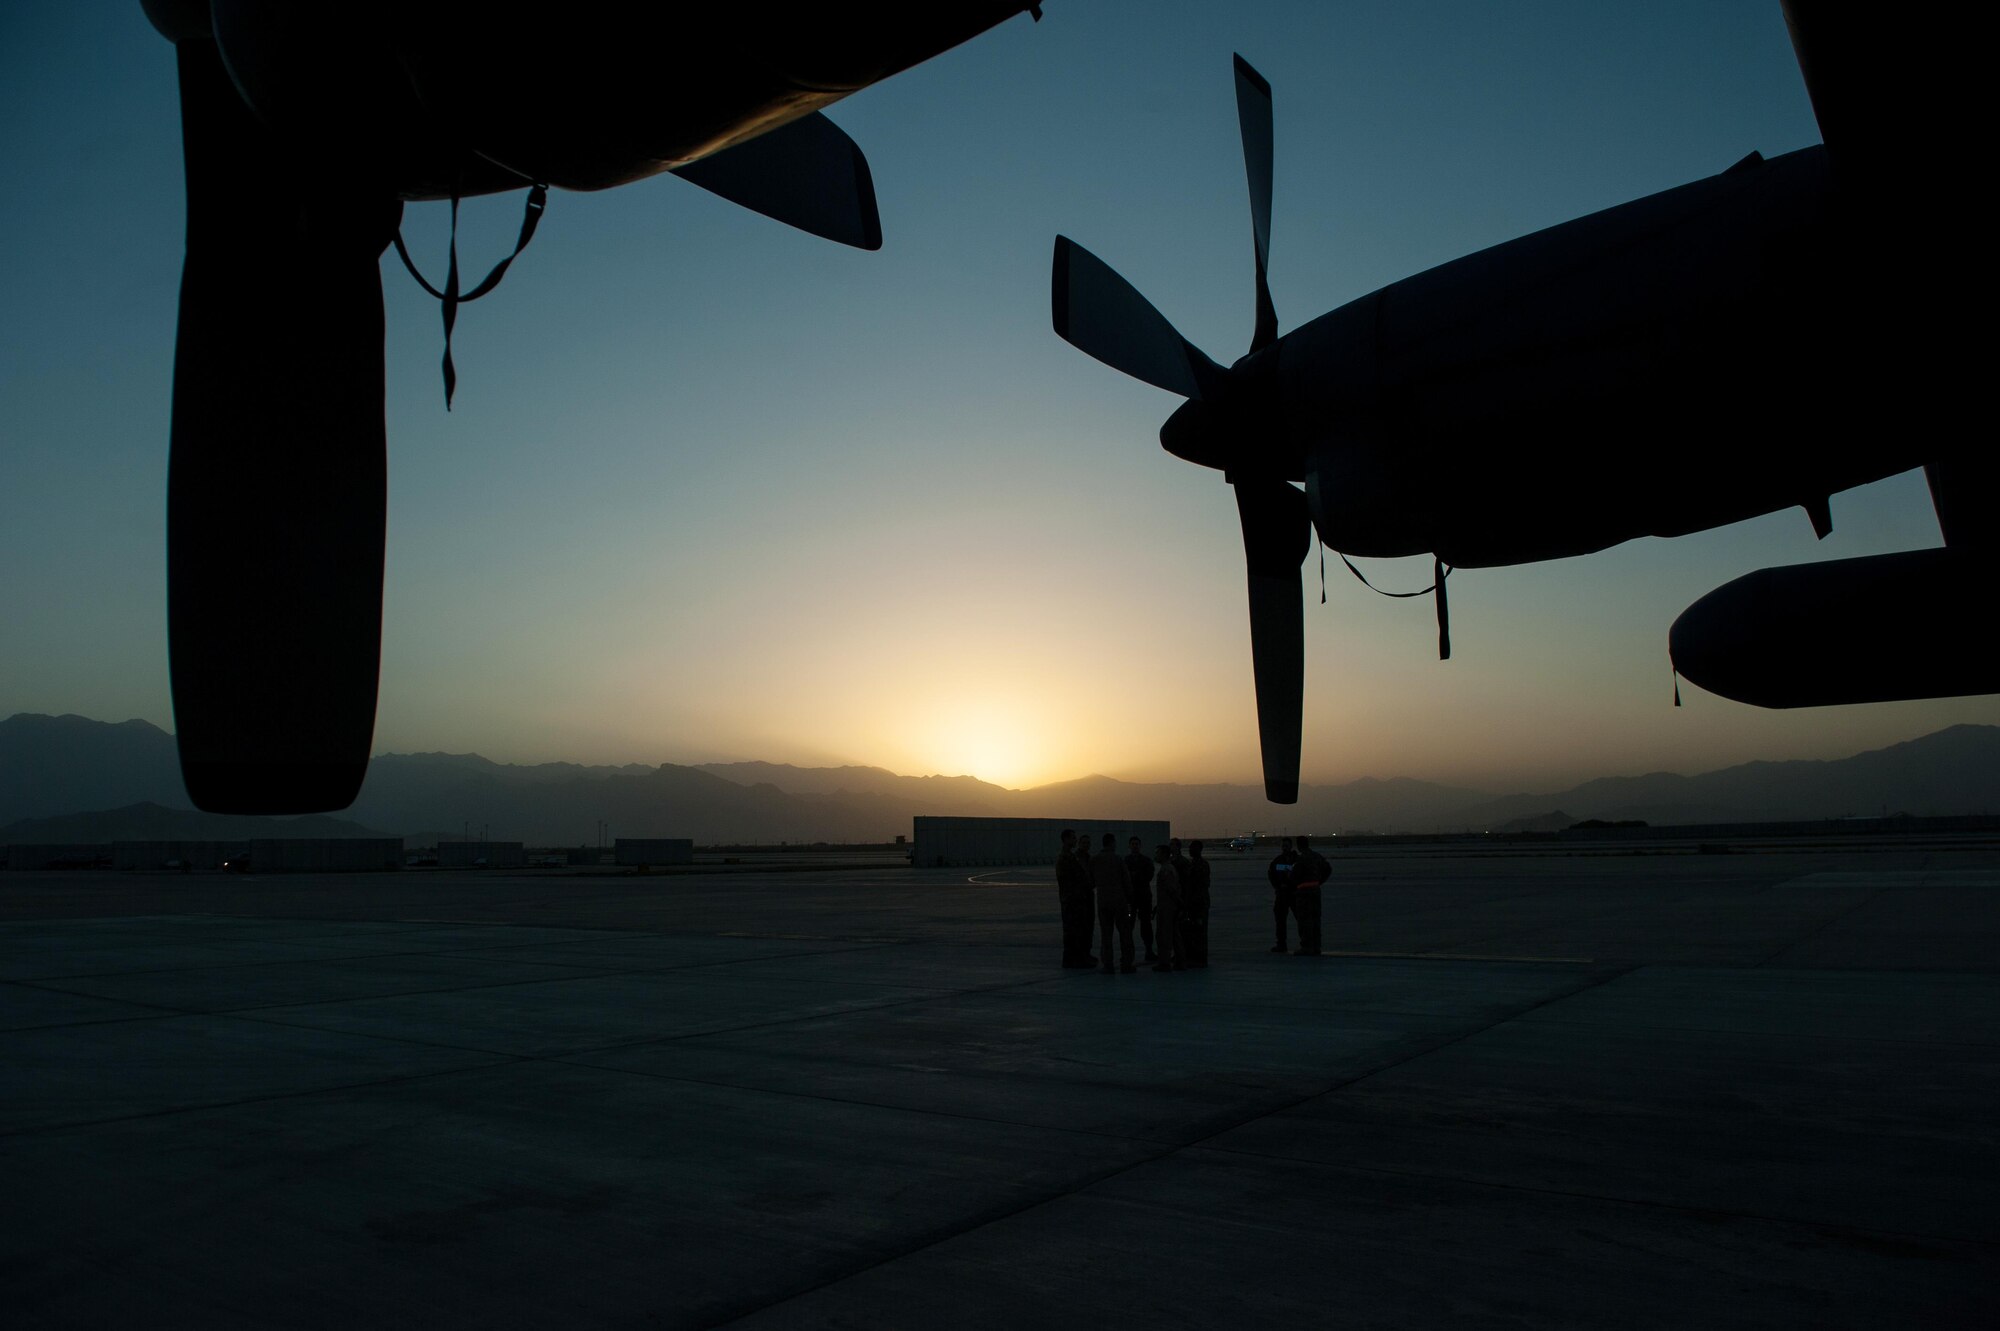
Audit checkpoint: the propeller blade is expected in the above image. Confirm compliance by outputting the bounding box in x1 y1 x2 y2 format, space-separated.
672 112 883 251
166 39 393 813
1233 477 1312 803
1234 54 1278 353
1051 236 1225 400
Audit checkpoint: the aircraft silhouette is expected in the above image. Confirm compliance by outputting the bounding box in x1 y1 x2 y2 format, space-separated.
144 0 1039 813
1051 3 1995 805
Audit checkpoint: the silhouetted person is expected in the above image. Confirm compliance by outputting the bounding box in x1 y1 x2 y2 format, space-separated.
1055 829 1095 968
1090 832 1135 973
1168 838 1195 966
1124 834 1157 962
1289 832 1331 956
1268 836 1298 953
1183 839 1211 967
1151 844 1184 971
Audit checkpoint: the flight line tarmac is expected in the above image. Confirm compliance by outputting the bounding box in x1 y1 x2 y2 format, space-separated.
3 843 1996 1327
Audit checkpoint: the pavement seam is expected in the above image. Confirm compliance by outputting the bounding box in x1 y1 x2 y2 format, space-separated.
1509 1009 2000 1050
1752 876 1900 968
0 932 906 984
706 964 1637 1327
0 968 1141 1141
7 963 661 1023
430 936 908 967
0 945 622 983
1 949 1608 1140
209 986 942 1063
1186 1140 2000 1250
546 1055 1210 1149
3 978 224 1025
0 1054 527 1139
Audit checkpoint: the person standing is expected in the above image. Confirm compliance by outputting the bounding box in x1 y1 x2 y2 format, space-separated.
1289 832 1331 957
1183 840 1212 967
1090 832 1136 973
1055 829 1096 968
1151 844 1184 972
1124 835 1157 963
1267 837 1298 954
1169 838 1193 903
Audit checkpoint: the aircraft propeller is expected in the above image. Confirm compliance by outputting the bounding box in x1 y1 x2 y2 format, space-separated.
148 4 1041 814
1050 56 1311 803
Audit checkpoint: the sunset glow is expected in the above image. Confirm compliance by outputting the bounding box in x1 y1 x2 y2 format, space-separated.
5 4 1999 798
909 696 1047 788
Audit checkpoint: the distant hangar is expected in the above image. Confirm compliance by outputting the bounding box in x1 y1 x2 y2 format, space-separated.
912 817 1173 868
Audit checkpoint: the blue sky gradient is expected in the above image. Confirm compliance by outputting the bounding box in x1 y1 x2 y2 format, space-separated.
3 2 1990 792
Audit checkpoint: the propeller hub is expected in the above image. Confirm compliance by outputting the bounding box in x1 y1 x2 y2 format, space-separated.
1161 387 1298 479
1160 399 1230 471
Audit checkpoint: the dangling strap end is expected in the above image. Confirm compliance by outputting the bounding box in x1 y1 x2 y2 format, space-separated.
393 184 551 410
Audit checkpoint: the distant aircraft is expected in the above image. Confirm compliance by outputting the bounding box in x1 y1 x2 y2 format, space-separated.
1051 3 1994 805
143 0 1040 813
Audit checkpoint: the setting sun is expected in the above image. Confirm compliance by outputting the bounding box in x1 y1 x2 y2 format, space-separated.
908 695 1050 788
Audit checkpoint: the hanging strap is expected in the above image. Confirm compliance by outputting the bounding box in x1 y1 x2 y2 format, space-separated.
1337 552 1452 599
1433 555 1450 660
392 183 549 409
1337 552 1455 660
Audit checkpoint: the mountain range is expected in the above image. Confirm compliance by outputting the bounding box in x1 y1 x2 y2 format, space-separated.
4 712 1998 845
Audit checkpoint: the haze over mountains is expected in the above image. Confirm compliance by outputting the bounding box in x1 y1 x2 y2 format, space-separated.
4 712 1997 846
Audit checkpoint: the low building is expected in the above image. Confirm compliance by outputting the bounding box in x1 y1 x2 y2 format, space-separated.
2 843 109 871
436 840 526 869
911 816 1173 868
247 838 403 873
614 838 693 867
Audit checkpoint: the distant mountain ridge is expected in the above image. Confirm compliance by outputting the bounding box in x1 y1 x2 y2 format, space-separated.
1451 725 2000 829
0 713 185 822
3 712 1996 845
693 761 1013 810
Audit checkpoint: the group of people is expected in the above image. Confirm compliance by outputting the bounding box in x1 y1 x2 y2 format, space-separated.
1055 830 1332 972
1054 831 1210 973
1264 835 1331 956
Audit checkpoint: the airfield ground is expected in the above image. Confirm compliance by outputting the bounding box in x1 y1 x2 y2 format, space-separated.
3 841 1997 1327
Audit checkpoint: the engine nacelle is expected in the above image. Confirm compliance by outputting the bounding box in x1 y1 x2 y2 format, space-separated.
1669 548 2000 708
146 2 1037 198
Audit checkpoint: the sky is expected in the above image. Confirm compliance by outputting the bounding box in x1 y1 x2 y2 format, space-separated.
3 2 1994 797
